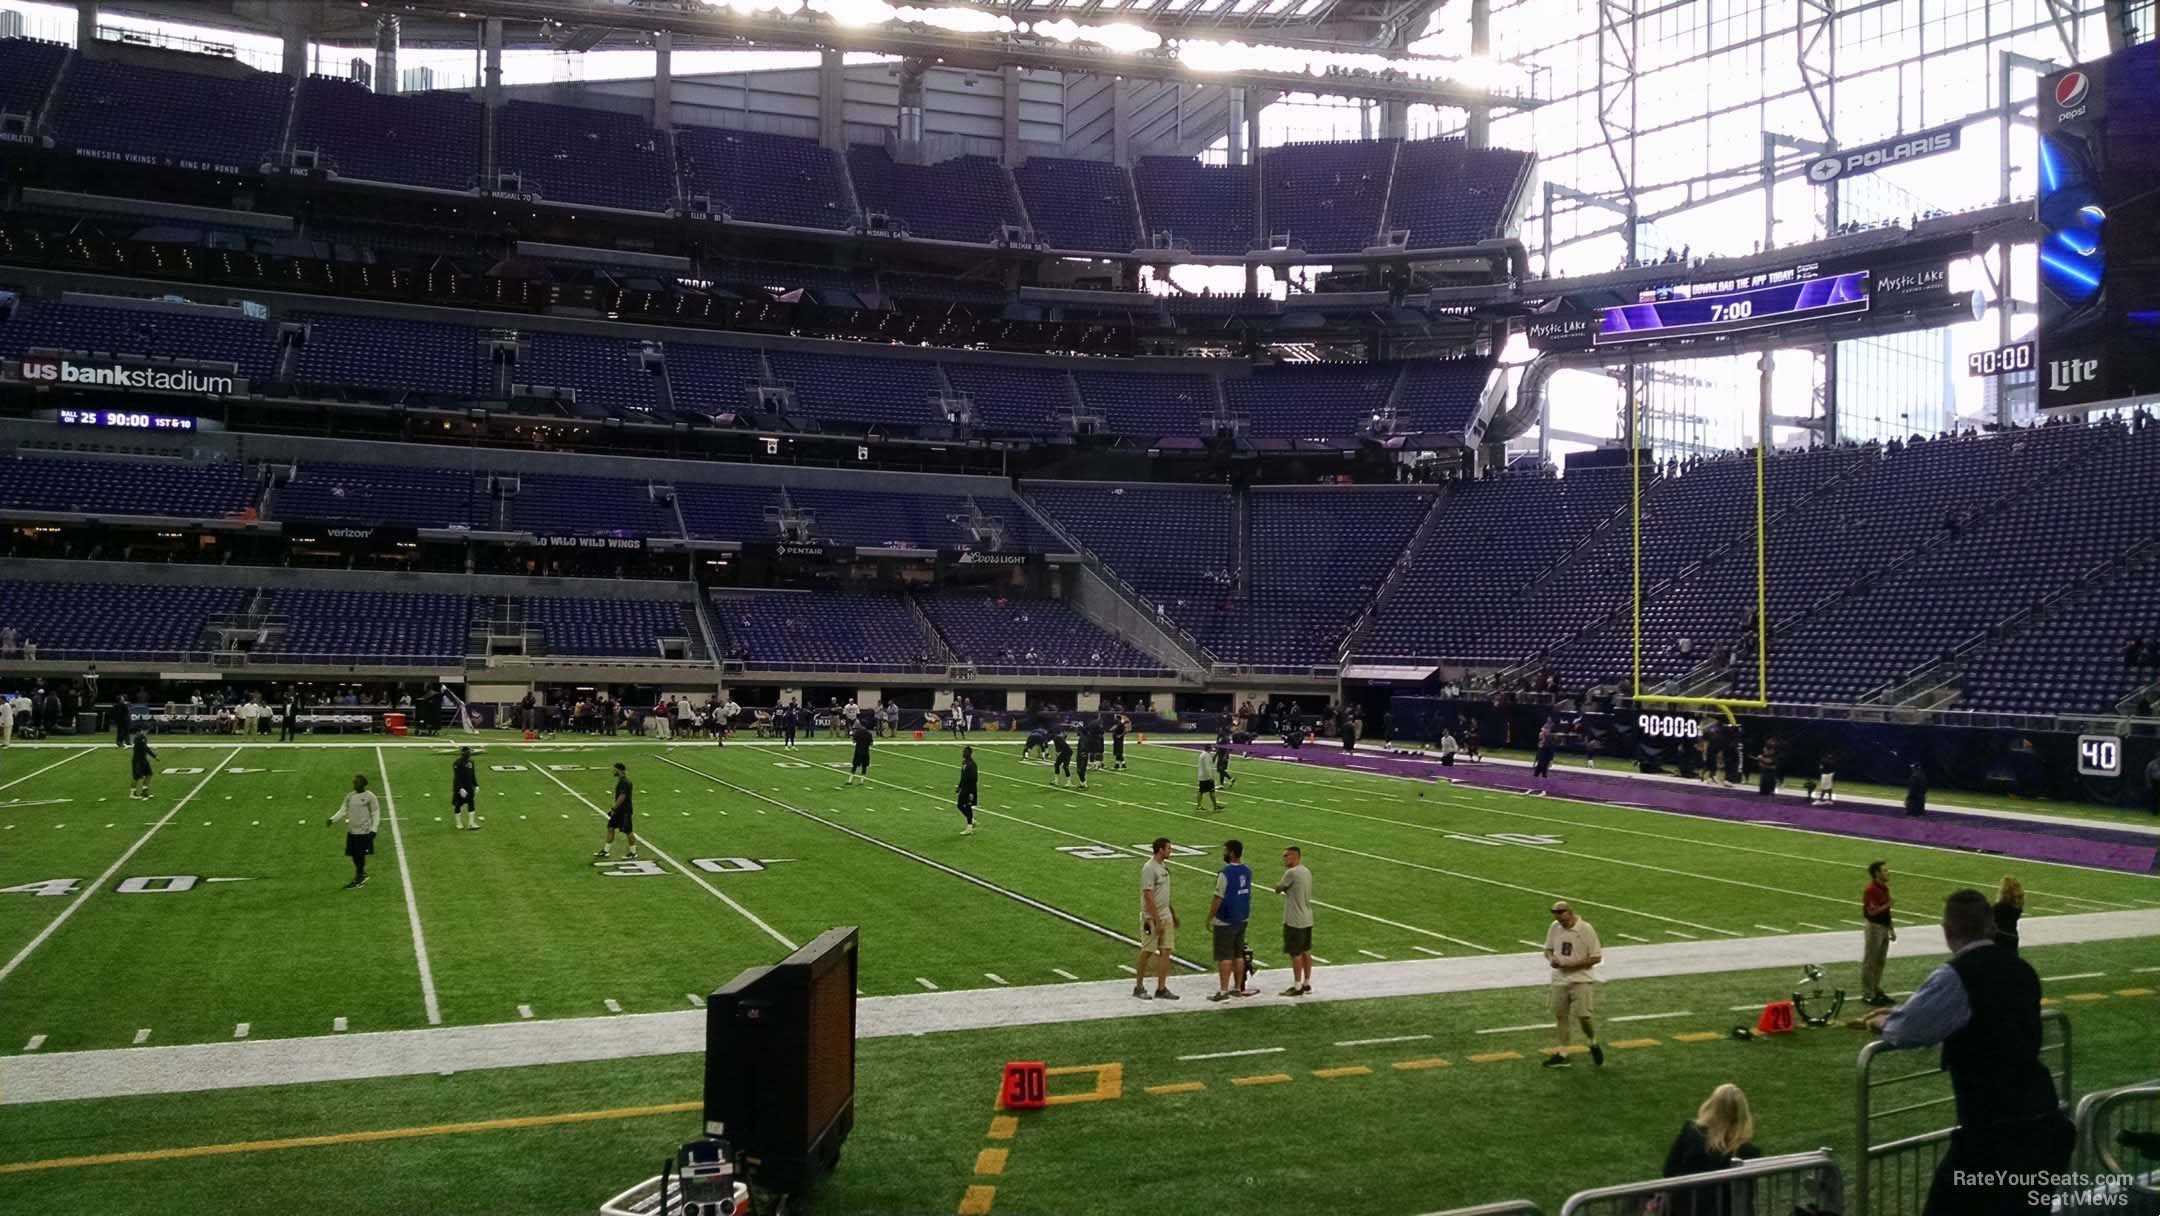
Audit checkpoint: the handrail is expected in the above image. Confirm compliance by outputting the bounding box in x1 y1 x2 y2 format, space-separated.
1556 1150 1840 1216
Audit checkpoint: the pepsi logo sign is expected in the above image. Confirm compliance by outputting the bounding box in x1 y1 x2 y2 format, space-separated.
2055 71 2089 108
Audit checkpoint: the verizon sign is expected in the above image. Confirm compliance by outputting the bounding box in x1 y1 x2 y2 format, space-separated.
15 358 241 398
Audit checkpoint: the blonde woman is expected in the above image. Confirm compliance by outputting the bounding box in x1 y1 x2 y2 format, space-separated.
1661 1084 1762 1216
1993 877 2025 955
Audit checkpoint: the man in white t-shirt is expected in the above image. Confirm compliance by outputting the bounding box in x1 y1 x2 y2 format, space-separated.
1194 746 1222 811
326 773 383 889
1133 837 1181 1001
1542 901 1604 1068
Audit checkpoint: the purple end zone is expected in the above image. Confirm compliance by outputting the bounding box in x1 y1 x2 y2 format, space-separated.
1184 743 2160 874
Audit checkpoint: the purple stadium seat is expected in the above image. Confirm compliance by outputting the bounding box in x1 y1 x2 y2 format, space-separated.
1384 139 1534 248
713 590 940 671
292 312 485 399
941 363 1072 436
258 587 471 663
1073 369 1215 439
495 100 673 213
0 579 244 660
766 351 942 430
0 38 68 119
506 473 679 537
293 76 480 192
0 454 258 518
1228 363 1395 441
48 55 290 175
1133 156 1255 256
511 595 703 658
1013 156 1139 253
916 593 1166 673
1260 140 1394 255
0 297 278 379
676 126 854 230
273 462 490 530
846 147 1022 244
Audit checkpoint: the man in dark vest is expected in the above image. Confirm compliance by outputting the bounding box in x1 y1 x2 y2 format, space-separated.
1872 888 2073 1216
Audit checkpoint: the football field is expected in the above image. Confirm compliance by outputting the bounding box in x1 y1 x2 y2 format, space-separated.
2 734 2157 1215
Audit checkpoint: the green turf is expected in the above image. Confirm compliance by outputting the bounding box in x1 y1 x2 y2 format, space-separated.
1 734 2155 1216
2 938 2154 1216
3 737 2157 1049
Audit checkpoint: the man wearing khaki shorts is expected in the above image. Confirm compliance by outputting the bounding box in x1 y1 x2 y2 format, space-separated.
1542 901 1604 1068
1134 837 1181 1001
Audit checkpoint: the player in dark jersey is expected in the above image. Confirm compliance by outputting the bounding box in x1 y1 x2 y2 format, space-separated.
129 730 157 799
1051 730 1074 787
845 721 874 785
956 745 978 835
1215 741 1235 789
777 702 797 749
1111 714 1128 769
1075 727 1092 790
452 746 481 830
1023 727 1050 761
595 762 637 860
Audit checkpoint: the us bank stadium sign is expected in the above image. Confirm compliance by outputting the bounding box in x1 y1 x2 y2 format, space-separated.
13 357 243 399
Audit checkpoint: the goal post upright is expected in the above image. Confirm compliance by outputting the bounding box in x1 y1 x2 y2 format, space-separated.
1627 369 1773 726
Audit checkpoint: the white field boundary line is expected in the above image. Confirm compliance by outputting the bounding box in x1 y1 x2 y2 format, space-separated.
1114 752 1856 914
0 746 95 793
0 747 241 987
864 750 1501 955
530 764 797 953
1127 747 2157 909
889 746 1740 941
659 755 1208 972
375 747 443 1027
6 907 2155 1106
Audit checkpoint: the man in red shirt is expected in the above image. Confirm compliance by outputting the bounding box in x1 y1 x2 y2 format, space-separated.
1861 861 1896 1006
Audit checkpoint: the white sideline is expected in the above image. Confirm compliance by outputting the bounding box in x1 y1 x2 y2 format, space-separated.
4 907 2154 1107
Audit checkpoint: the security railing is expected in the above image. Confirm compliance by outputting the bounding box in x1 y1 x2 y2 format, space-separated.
1855 1008 2072 1216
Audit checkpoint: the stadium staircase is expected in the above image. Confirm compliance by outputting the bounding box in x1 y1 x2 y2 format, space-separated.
832 148 866 230
1006 487 1215 675
902 592 962 666
29 42 70 137
1337 483 1451 661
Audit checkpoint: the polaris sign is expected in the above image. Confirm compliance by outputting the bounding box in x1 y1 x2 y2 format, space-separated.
1803 126 1961 184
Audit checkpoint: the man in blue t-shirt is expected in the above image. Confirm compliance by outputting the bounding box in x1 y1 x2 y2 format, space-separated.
1207 839 1256 1002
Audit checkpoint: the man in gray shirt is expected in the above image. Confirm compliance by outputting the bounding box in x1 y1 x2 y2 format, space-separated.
1275 846 1314 996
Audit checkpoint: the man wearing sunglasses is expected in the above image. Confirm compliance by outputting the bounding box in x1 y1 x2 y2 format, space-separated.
1543 902 1604 1068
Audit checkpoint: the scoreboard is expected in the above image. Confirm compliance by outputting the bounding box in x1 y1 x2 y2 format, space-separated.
1596 272 1871 346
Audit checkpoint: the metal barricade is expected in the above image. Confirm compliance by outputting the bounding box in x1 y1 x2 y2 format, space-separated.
1556 1150 1841 1216
1412 1202 1544 1216
2067 1081 2160 1216
1854 1007 2073 1216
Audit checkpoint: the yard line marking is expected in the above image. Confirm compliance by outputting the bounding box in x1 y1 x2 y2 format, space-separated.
1476 1023 1554 1035
1312 955 1333 964
984 973 1010 986
1516 939 1545 949
864 753 1499 954
1117 964 1138 974
232 1024 249 1040
1146 1082 1205 1095
1315 1065 1372 1078
539 764 796 953
374 748 443 1027
132 1029 151 1045
1468 1051 1522 1064
0 1101 704 1175
1179 1047 1285 1061
2135 966 2160 974
22 1035 45 1052
687 993 705 1007
517 1006 534 1020
1616 932 1651 942
912 751 1736 940
1052 968 1080 981
1356 948 1387 959
915 978 940 991
1391 1058 1452 1071
0 747 94 794
1335 1034 1432 1047
1797 922 1838 932
1611 1011 1694 1023
1412 946 1446 957
1231 1073 1293 1086
2041 972 2106 982
1728 1003 1770 1012
661 757 1198 971
1665 929 1697 939
1673 1032 1727 1043
0 747 240 988
332 1017 347 1032
604 999 623 1013
1755 924 1789 934
1610 1036 1664 1049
